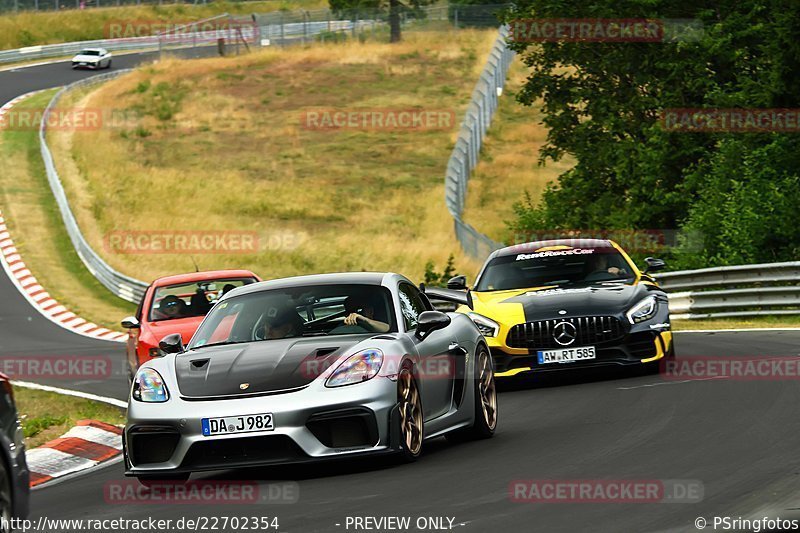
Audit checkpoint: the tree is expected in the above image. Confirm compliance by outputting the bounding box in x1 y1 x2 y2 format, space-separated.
506 0 800 268
329 0 436 42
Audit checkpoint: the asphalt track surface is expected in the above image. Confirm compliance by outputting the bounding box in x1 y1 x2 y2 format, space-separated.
3 53 800 533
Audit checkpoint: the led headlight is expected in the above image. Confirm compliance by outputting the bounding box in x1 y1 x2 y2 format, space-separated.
132 368 169 402
468 313 500 337
626 295 658 324
325 349 383 388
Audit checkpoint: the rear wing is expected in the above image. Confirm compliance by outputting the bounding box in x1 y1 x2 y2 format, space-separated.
421 285 474 310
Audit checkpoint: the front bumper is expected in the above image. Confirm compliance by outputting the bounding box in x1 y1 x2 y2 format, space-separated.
125 375 400 476
491 323 673 377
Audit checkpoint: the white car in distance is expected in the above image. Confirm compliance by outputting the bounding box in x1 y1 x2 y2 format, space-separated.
71 48 112 70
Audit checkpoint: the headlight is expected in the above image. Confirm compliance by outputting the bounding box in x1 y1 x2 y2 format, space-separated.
132 368 169 402
468 313 499 337
626 296 658 324
325 349 383 388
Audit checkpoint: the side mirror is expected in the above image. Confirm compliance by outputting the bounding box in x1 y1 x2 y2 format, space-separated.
415 311 451 340
643 257 666 274
121 316 140 329
158 333 184 355
447 275 467 290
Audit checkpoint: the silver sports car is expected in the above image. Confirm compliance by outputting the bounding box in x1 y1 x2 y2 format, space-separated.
124 272 497 483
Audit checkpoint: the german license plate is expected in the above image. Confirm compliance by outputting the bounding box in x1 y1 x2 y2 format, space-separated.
537 346 596 364
201 413 274 436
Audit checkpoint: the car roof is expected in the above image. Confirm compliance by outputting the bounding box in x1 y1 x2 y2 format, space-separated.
224 272 404 298
152 269 259 287
490 238 616 260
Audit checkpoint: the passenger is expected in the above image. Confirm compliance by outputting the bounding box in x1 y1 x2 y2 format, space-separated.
261 304 304 340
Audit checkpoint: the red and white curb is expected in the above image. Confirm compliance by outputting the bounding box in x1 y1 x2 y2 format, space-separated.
0 207 126 343
0 91 44 118
27 419 123 487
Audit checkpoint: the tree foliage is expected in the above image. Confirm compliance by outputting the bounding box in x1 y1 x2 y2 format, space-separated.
329 0 436 42
506 0 800 268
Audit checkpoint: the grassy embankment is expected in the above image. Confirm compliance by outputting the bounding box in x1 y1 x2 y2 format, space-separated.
0 0 327 50
47 29 506 310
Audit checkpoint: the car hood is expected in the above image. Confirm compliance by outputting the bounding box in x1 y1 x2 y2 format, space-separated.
73 54 101 61
174 335 370 398
472 281 652 323
145 317 205 347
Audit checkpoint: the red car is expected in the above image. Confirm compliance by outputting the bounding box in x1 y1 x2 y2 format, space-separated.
122 270 260 380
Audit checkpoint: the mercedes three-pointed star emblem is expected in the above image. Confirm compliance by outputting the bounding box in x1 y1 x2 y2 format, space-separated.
552 321 577 346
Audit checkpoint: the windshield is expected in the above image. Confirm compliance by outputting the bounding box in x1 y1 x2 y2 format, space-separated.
475 247 635 291
149 278 256 322
188 283 397 349
79 50 102 56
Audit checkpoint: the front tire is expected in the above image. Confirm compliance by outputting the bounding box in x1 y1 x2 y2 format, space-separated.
396 365 424 462
447 346 497 442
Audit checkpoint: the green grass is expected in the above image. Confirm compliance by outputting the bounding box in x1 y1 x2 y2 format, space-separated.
15 387 125 448
0 90 135 329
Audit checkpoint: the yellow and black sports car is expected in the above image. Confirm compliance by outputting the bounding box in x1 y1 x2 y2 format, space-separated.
426 239 673 377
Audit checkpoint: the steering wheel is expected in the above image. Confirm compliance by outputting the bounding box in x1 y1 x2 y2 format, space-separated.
251 313 269 341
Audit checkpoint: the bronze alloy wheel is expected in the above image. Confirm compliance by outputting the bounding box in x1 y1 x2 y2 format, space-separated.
477 349 497 430
398 368 423 456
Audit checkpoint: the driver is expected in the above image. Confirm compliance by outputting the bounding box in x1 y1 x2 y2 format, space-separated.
261 304 304 340
343 295 390 333
590 253 628 277
156 295 186 319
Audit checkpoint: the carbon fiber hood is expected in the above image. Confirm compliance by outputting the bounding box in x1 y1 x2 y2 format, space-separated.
174 335 369 398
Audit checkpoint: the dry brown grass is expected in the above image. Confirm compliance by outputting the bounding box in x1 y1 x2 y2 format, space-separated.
49 30 504 289
0 0 327 50
461 58 575 242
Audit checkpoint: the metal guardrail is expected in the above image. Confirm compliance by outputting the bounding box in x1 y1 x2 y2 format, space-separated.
40 70 150 303
0 20 340 65
1 4 508 64
654 262 800 319
443 25 512 261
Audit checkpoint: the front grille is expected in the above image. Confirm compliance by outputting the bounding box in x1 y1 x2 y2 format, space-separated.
507 316 626 350
181 435 305 470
